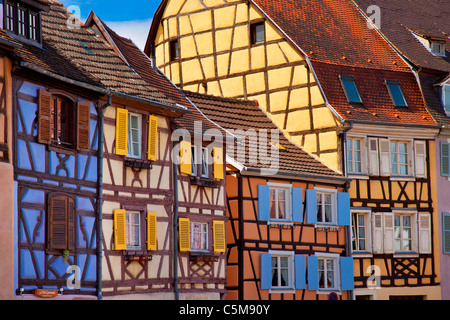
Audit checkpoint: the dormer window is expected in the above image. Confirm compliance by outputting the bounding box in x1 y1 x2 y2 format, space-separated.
430 41 446 56
340 75 363 104
386 80 408 107
3 0 43 44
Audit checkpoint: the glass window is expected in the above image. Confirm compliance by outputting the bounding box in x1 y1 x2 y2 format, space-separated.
29 12 38 41
18 7 27 37
126 211 141 250
341 76 363 103
386 81 408 107
191 146 197 176
347 138 362 173
127 113 142 158
394 214 412 252
269 187 289 221
352 213 367 251
5 2 15 32
251 22 265 45
271 255 291 288
390 141 408 175
201 147 208 177
317 191 334 224
169 40 179 61
51 96 74 147
191 222 208 251
318 257 336 290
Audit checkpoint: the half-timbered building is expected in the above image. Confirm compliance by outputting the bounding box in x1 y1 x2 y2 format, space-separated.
185 90 353 300
147 0 442 300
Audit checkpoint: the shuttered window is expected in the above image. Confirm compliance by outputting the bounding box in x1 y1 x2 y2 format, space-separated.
147 115 158 161
178 217 191 252
147 211 157 251
213 147 224 180
114 209 127 250
77 100 91 151
443 213 450 254
47 194 75 251
441 142 450 177
179 141 192 175
213 220 226 253
115 108 128 156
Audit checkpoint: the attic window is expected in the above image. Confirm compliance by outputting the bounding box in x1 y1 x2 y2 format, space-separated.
169 39 180 61
340 76 363 104
386 80 408 107
250 22 265 45
4 0 41 43
77 40 94 55
430 41 446 56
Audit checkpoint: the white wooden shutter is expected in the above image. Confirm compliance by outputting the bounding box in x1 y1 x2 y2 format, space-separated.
384 212 395 253
368 138 379 176
414 141 427 178
379 139 390 176
418 213 431 254
372 212 383 253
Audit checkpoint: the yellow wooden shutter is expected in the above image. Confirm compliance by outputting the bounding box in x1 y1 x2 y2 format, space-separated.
213 147 224 180
147 211 157 251
114 209 127 250
179 140 192 175
115 108 128 156
178 217 190 252
147 115 158 161
213 220 226 253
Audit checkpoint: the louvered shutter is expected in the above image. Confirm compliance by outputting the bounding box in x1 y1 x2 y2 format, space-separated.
49 195 68 250
384 212 395 253
260 254 272 289
338 192 351 226
292 188 303 223
443 213 450 254
368 138 380 176
38 89 52 144
307 256 319 290
114 209 127 250
178 217 190 252
306 189 317 224
372 212 383 253
115 108 128 156
179 140 192 175
258 185 270 221
414 141 427 178
147 211 157 251
213 220 226 253
67 197 75 251
77 100 91 151
441 142 450 177
418 213 431 254
379 139 390 176
147 115 158 161
213 147 224 180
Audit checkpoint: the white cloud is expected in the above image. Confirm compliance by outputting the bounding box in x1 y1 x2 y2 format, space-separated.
104 19 152 51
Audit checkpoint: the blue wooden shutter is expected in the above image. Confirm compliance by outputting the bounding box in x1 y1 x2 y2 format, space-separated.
338 192 351 226
258 185 270 221
307 256 319 290
443 213 450 254
294 255 306 289
340 257 355 291
441 142 450 177
292 188 303 223
260 254 272 289
306 189 317 224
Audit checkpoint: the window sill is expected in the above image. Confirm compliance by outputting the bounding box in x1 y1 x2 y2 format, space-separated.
269 288 295 294
389 176 416 181
393 252 419 258
189 252 218 262
190 176 221 188
48 144 77 156
124 254 152 262
124 158 153 170
268 221 294 228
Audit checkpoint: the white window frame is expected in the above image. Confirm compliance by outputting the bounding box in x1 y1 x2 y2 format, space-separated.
201 147 209 178
393 211 418 253
315 187 337 225
127 112 142 159
268 250 295 292
442 84 450 115
190 221 209 252
351 209 372 253
268 183 292 222
347 137 366 174
126 211 142 250
191 145 198 176
390 140 410 176
316 252 339 292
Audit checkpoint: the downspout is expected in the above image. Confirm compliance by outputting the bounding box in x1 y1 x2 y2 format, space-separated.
97 94 112 300
172 139 179 300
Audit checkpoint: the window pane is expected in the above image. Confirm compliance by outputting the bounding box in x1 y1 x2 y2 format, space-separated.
270 189 276 219
388 83 408 106
255 24 265 42
342 79 362 103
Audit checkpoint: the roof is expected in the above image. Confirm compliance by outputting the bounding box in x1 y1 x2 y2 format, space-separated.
9 0 187 115
87 12 226 134
251 0 437 127
184 90 345 180
352 0 450 73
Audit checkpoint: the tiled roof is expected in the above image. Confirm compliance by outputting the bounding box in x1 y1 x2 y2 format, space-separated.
252 0 437 127
12 0 182 109
95 16 226 134
184 90 345 179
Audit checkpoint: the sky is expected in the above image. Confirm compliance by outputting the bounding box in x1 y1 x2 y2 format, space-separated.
59 0 161 50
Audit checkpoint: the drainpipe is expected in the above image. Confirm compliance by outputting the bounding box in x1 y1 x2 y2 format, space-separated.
172 139 179 300
97 94 112 300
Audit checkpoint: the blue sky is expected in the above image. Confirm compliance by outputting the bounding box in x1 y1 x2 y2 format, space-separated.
60 0 161 49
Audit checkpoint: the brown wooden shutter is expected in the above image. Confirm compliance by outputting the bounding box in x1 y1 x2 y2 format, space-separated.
49 195 68 250
77 100 91 151
38 89 52 144
67 197 76 251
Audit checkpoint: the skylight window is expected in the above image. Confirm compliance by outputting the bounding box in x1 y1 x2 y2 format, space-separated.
340 76 363 104
77 40 94 55
386 80 408 107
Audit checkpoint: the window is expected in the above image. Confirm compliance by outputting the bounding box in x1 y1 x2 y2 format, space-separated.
127 112 142 158
51 95 74 147
390 141 408 175
318 257 337 290
441 141 450 177
443 85 450 115
251 22 265 45
169 39 179 61
430 41 445 56
270 186 290 221
271 254 293 289
316 190 336 224
352 212 368 252
347 138 363 173
191 145 197 176
443 213 450 254
47 193 75 252
394 214 413 252
386 81 408 107
126 211 142 250
191 222 208 252
4 0 41 43
340 76 363 104
201 147 209 178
